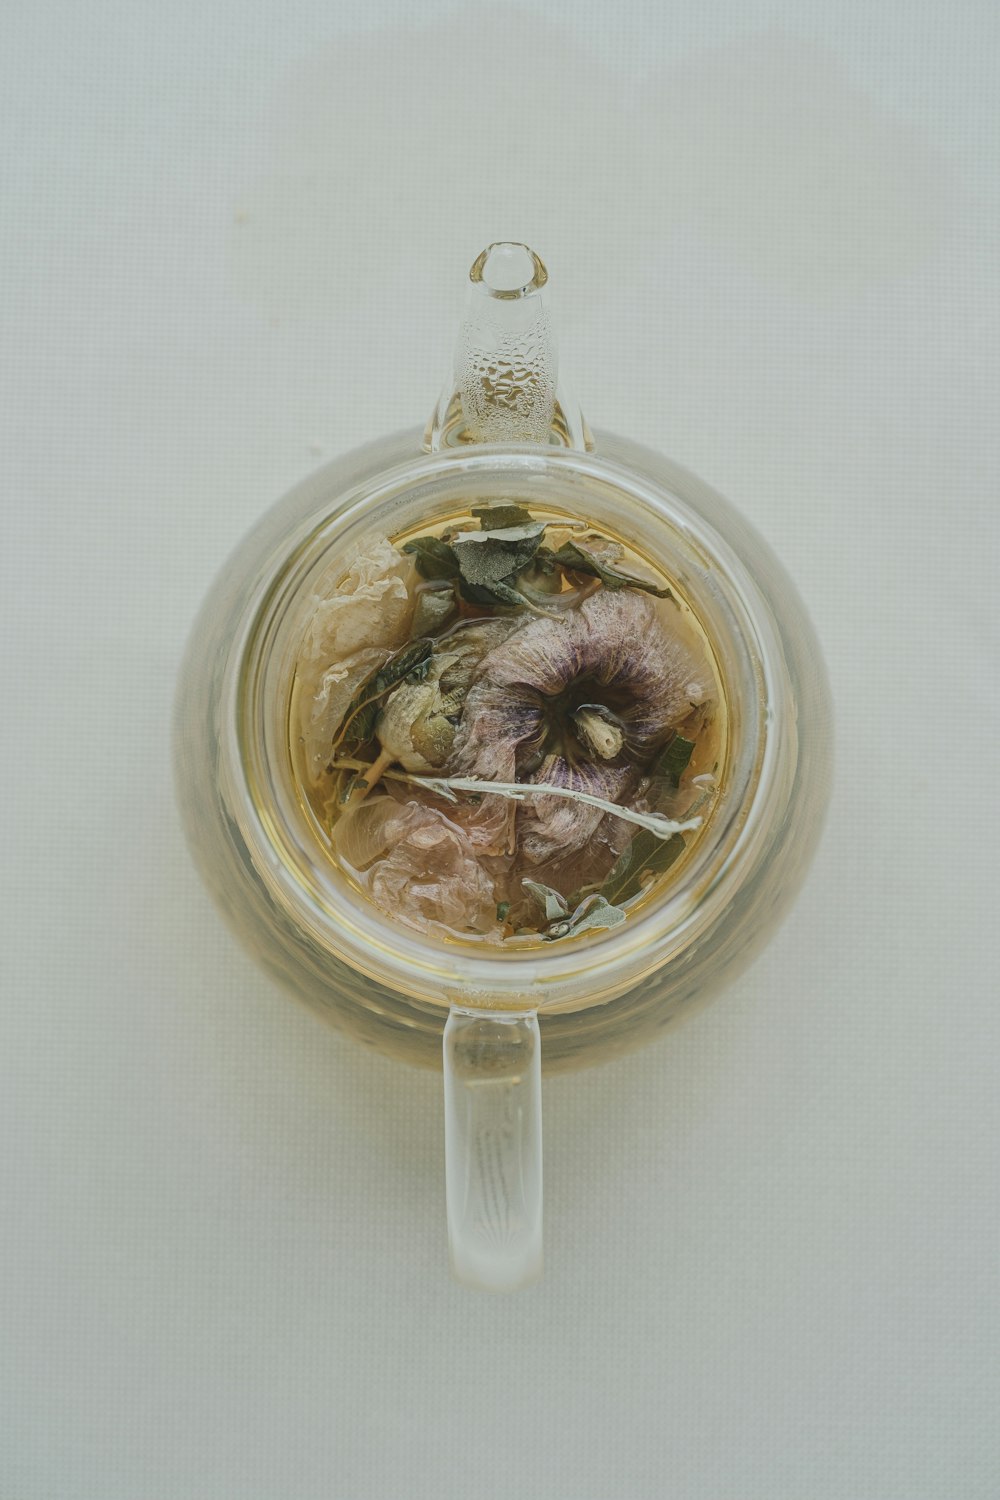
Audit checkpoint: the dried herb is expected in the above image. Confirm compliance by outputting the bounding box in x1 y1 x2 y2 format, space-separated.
470 503 536 531
546 895 627 940
332 638 434 751
410 587 456 636
522 880 628 941
496 901 511 924
407 514 668 613
523 879 570 924
587 737 696 903
412 775 702 839
452 522 546 578
450 519 547 608
597 829 687 907
406 515 548 608
402 536 460 581
538 539 672 598
457 577 525 608
655 733 695 787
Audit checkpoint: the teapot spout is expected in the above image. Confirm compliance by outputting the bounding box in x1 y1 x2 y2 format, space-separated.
426 242 591 451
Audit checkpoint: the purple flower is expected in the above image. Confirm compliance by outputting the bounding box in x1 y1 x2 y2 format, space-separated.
452 589 698 862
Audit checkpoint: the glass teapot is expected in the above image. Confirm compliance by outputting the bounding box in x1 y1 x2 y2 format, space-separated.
174 242 831 1292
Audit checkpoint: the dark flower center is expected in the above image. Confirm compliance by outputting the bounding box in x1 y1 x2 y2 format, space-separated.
514 675 630 775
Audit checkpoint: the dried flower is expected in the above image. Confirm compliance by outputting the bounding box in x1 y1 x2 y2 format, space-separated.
333 796 497 934
375 653 464 772
451 589 699 862
296 538 416 784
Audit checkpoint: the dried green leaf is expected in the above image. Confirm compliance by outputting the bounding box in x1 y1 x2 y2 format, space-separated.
404 517 548 615
402 536 460 580
522 879 570 924
654 733 695 787
457 576 525 608
597 829 686 907
545 895 627 940
471 503 537 531
496 901 511 923
452 522 546 580
411 587 456 636
538 540 672 598
333 638 433 750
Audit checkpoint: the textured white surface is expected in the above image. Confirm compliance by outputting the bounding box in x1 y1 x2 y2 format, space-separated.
2 3 999 1496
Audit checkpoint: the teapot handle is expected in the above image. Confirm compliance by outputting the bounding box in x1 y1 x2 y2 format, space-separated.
443 1005 543 1292
426 241 591 452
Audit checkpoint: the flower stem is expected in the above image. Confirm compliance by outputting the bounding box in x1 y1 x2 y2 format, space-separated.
329 760 702 842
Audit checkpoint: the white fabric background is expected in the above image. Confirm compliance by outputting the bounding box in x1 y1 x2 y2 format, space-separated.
2 2 998 1496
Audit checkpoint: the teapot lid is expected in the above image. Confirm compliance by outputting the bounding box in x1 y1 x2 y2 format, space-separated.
426 241 591 452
